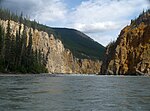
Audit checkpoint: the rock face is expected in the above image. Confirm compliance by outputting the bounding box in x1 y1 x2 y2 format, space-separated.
101 10 150 75
0 19 101 74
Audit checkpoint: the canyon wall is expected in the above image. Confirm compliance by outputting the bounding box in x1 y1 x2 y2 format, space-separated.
0 19 101 74
101 11 150 75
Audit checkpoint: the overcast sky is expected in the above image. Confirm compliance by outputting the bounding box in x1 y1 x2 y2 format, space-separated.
0 0 150 46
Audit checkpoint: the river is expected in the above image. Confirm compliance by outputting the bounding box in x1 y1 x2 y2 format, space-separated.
0 74 150 111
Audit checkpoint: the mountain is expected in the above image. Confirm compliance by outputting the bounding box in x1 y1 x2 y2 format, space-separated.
100 10 150 75
0 8 103 74
53 28 105 60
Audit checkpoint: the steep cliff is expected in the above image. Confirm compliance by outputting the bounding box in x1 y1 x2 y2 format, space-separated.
0 19 101 74
101 10 150 75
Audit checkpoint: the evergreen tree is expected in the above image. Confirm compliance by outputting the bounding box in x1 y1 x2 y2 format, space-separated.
9 35 16 70
4 19 11 71
0 8 48 73
15 31 20 67
20 25 27 65
0 25 4 71
0 25 3 53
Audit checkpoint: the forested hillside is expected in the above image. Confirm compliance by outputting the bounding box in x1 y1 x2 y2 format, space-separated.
0 8 105 60
53 28 105 60
0 9 48 73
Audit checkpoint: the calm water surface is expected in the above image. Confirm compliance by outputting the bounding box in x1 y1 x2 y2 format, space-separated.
0 74 150 111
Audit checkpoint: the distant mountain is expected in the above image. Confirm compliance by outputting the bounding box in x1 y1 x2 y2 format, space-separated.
53 28 105 60
101 9 150 75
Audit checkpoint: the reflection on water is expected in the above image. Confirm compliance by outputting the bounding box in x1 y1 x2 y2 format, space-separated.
0 75 150 111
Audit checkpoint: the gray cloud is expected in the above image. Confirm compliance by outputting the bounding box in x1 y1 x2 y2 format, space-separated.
0 0 67 24
0 0 36 15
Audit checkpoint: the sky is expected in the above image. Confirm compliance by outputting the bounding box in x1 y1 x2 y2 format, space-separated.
0 0 150 46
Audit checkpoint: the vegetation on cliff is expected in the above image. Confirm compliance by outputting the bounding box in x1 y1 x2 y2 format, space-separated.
0 14 48 73
101 9 150 75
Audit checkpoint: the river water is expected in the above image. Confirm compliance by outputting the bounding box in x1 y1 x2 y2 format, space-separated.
0 74 150 111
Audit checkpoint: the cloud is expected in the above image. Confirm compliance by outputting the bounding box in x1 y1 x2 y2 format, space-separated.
67 0 149 46
0 0 37 14
69 0 149 32
73 21 122 33
0 0 149 46
33 0 67 24
0 0 67 24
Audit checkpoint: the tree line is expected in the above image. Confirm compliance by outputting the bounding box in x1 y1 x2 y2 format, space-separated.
0 8 60 39
0 9 48 73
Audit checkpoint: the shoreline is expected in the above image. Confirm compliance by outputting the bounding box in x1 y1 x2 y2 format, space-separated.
0 73 149 77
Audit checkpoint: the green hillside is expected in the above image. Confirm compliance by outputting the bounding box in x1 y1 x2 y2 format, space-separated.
53 28 105 60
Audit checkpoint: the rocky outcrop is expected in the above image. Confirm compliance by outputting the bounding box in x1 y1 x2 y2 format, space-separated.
101 10 150 76
0 19 101 74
